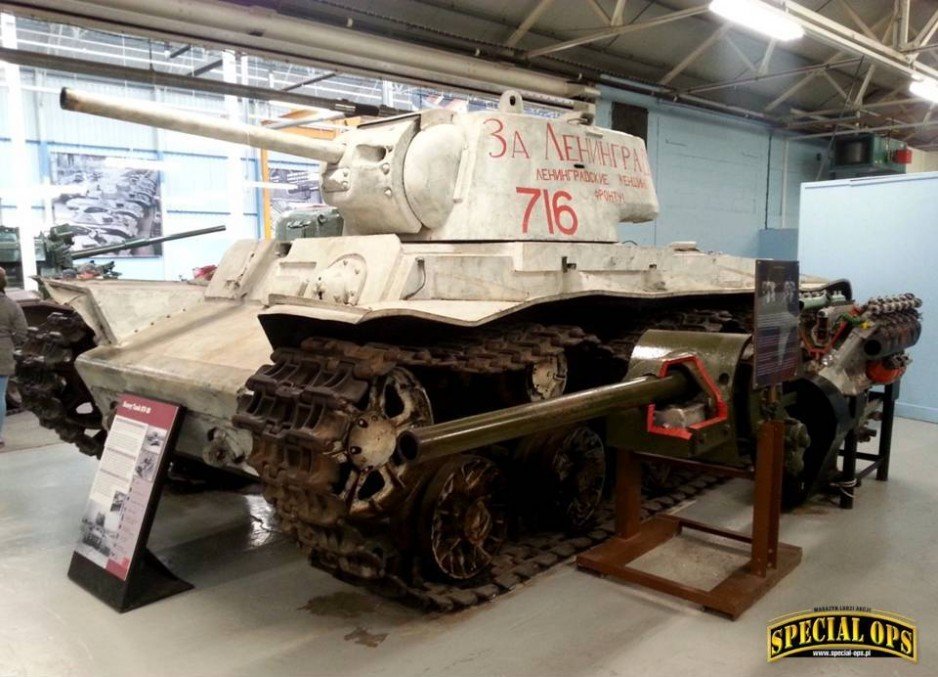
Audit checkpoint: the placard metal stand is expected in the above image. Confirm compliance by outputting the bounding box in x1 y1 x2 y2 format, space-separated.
68 393 192 612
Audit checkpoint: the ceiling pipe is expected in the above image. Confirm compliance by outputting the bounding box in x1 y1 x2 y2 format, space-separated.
0 45 393 115
792 97 926 118
600 74 780 124
0 0 598 103
682 55 866 95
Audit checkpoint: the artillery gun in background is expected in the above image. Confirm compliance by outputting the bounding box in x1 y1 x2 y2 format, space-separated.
35 224 227 281
15 87 922 609
14 223 227 322
0 225 28 289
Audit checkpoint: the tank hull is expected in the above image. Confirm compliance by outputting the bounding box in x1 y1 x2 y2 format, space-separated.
23 235 920 606
39 236 824 469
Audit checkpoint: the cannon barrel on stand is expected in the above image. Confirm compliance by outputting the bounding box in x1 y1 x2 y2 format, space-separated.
399 371 692 463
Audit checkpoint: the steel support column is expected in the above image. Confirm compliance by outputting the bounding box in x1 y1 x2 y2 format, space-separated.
222 51 246 239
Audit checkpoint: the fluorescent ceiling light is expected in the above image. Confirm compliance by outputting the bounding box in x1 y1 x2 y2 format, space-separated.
244 181 298 190
910 76 938 104
709 0 805 41
103 157 169 170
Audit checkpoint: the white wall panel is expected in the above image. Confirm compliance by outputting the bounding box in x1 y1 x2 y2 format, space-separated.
799 173 938 423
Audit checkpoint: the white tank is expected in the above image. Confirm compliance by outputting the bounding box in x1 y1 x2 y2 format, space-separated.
17 88 919 602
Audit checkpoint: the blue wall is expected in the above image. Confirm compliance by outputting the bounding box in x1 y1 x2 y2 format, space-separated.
799 172 938 423
596 87 825 258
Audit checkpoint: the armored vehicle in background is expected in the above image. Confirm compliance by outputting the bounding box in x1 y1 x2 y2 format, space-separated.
35 224 227 279
0 225 27 289
16 87 921 607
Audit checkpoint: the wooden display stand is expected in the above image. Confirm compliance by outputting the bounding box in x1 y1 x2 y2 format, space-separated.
577 419 801 620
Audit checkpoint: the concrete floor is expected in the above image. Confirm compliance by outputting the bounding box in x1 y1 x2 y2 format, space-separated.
0 411 935 677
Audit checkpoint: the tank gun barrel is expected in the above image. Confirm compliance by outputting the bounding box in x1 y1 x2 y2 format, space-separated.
60 88 346 164
399 371 691 464
72 225 227 259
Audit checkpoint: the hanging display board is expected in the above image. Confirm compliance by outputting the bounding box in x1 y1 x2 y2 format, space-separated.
68 393 191 612
753 259 801 387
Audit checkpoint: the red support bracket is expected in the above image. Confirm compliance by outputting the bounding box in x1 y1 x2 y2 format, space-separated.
645 354 729 441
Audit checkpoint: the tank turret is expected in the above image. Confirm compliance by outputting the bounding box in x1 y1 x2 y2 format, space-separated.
62 88 658 242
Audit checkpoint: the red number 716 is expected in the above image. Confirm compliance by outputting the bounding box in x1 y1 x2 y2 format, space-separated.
516 187 578 235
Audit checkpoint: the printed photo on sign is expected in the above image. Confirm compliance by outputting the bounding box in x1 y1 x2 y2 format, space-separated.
268 167 321 223
76 490 126 567
143 426 167 454
754 260 801 387
50 152 163 257
134 451 159 482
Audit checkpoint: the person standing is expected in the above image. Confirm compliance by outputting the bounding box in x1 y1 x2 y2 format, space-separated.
0 268 28 449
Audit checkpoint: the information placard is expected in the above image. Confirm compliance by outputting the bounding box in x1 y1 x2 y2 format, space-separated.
754 259 801 388
68 393 191 611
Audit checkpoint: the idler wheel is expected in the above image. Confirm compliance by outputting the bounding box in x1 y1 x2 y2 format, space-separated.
417 455 507 581
519 426 606 532
343 367 433 518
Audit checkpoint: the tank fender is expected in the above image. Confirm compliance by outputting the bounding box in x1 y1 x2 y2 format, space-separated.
41 278 206 345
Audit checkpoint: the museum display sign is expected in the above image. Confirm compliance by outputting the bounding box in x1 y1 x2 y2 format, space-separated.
68 393 191 611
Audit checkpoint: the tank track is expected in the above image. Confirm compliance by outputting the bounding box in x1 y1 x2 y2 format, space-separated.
15 310 105 457
417 473 722 610
13 306 737 609
234 316 736 611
